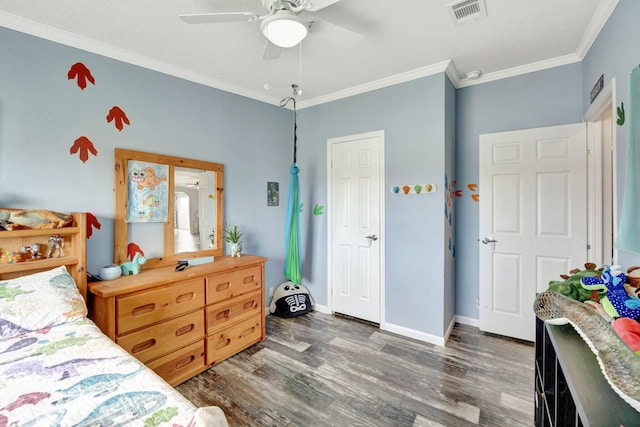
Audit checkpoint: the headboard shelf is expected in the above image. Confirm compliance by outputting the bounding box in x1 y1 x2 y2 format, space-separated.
0 212 87 299
0 226 81 238
0 256 78 275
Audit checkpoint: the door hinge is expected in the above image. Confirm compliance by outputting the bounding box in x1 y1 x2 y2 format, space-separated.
587 244 591 250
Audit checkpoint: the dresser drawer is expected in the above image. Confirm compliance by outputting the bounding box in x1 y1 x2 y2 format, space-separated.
116 279 205 335
147 340 206 387
206 314 262 365
117 310 204 364
206 289 261 335
206 266 262 304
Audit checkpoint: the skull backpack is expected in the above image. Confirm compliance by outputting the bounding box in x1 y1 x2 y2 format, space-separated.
269 281 312 318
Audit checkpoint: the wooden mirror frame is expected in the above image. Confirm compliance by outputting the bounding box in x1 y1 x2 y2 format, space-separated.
114 148 224 269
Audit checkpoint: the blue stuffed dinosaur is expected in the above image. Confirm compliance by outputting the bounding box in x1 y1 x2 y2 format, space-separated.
582 265 640 320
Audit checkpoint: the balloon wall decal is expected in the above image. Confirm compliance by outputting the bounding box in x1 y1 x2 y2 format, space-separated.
390 184 437 195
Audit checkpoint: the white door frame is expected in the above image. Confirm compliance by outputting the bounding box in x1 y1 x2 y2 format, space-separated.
326 130 386 327
584 78 618 265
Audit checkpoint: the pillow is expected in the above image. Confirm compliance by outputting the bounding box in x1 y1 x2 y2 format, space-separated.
0 266 87 339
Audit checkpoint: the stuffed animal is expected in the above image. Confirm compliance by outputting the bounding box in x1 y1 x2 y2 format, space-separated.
0 209 73 230
613 317 640 356
269 281 312 318
582 265 640 320
546 262 604 302
120 253 147 275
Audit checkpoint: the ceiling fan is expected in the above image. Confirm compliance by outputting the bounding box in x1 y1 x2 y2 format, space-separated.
179 0 364 59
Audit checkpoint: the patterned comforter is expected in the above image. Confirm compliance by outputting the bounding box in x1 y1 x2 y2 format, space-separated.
0 318 227 427
0 266 226 426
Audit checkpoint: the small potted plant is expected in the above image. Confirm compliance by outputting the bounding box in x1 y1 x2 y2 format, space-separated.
224 223 244 257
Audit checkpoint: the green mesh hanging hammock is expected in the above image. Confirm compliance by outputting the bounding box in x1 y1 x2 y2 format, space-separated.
281 96 301 284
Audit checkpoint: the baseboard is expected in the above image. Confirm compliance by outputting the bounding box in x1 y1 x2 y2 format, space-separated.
381 322 445 347
455 315 479 328
312 304 331 314
443 317 456 345
307 306 467 347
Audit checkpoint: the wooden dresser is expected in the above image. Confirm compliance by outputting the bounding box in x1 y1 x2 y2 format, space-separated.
88 255 266 386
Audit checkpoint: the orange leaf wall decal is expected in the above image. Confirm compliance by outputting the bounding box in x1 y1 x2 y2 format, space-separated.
471 194 480 203
467 183 478 192
69 136 98 163
86 212 102 238
127 243 145 262
106 106 130 131
67 62 95 90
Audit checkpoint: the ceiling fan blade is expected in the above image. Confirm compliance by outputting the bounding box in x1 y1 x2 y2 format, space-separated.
179 12 259 24
262 40 282 60
303 0 342 12
309 19 364 48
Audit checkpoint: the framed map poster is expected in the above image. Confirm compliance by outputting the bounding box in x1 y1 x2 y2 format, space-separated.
127 160 169 222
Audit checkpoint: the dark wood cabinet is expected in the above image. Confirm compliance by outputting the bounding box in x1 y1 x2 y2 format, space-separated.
535 318 639 426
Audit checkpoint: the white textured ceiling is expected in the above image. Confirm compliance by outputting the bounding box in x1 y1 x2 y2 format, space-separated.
0 0 618 107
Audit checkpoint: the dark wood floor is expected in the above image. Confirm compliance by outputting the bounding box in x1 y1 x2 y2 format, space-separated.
176 311 534 427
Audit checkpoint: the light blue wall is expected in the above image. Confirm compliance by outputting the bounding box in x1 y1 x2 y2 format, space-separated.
454 64 584 319
0 27 293 295
581 0 640 268
2 0 637 335
298 75 450 336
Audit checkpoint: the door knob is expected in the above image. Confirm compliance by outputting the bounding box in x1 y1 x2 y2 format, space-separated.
365 235 378 241
481 237 498 244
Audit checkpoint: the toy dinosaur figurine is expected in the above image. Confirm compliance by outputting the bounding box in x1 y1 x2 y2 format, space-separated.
0 209 72 230
547 262 603 302
582 265 640 320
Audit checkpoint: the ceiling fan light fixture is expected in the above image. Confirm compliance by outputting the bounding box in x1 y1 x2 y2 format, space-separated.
261 12 308 48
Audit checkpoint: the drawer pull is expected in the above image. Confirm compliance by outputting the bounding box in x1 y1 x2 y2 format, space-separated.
216 310 230 320
242 275 255 284
131 339 156 354
175 324 195 336
176 292 195 304
215 282 230 292
132 303 156 316
215 338 231 350
243 300 257 310
240 326 256 338
175 355 195 370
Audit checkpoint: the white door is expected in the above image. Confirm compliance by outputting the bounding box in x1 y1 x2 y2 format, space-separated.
479 123 587 341
329 131 384 323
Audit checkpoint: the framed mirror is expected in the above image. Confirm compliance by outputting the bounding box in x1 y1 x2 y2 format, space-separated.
114 148 224 269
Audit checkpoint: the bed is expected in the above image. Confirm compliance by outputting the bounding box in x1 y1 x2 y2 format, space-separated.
0 217 228 426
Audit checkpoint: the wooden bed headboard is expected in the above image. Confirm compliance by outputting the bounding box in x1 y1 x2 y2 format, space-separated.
0 212 87 299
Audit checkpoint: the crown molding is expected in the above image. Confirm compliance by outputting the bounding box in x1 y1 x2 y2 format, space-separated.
456 53 582 88
575 0 619 60
1 0 621 106
0 11 283 106
296 60 452 109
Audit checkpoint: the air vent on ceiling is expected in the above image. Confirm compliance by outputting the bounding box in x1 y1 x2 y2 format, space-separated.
447 0 487 25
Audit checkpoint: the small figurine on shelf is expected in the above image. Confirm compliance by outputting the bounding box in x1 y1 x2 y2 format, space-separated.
21 243 41 260
120 253 147 275
46 235 64 258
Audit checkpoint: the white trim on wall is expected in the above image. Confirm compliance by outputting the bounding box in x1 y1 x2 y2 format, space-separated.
584 79 618 264
382 322 446 347
1 0 619 109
